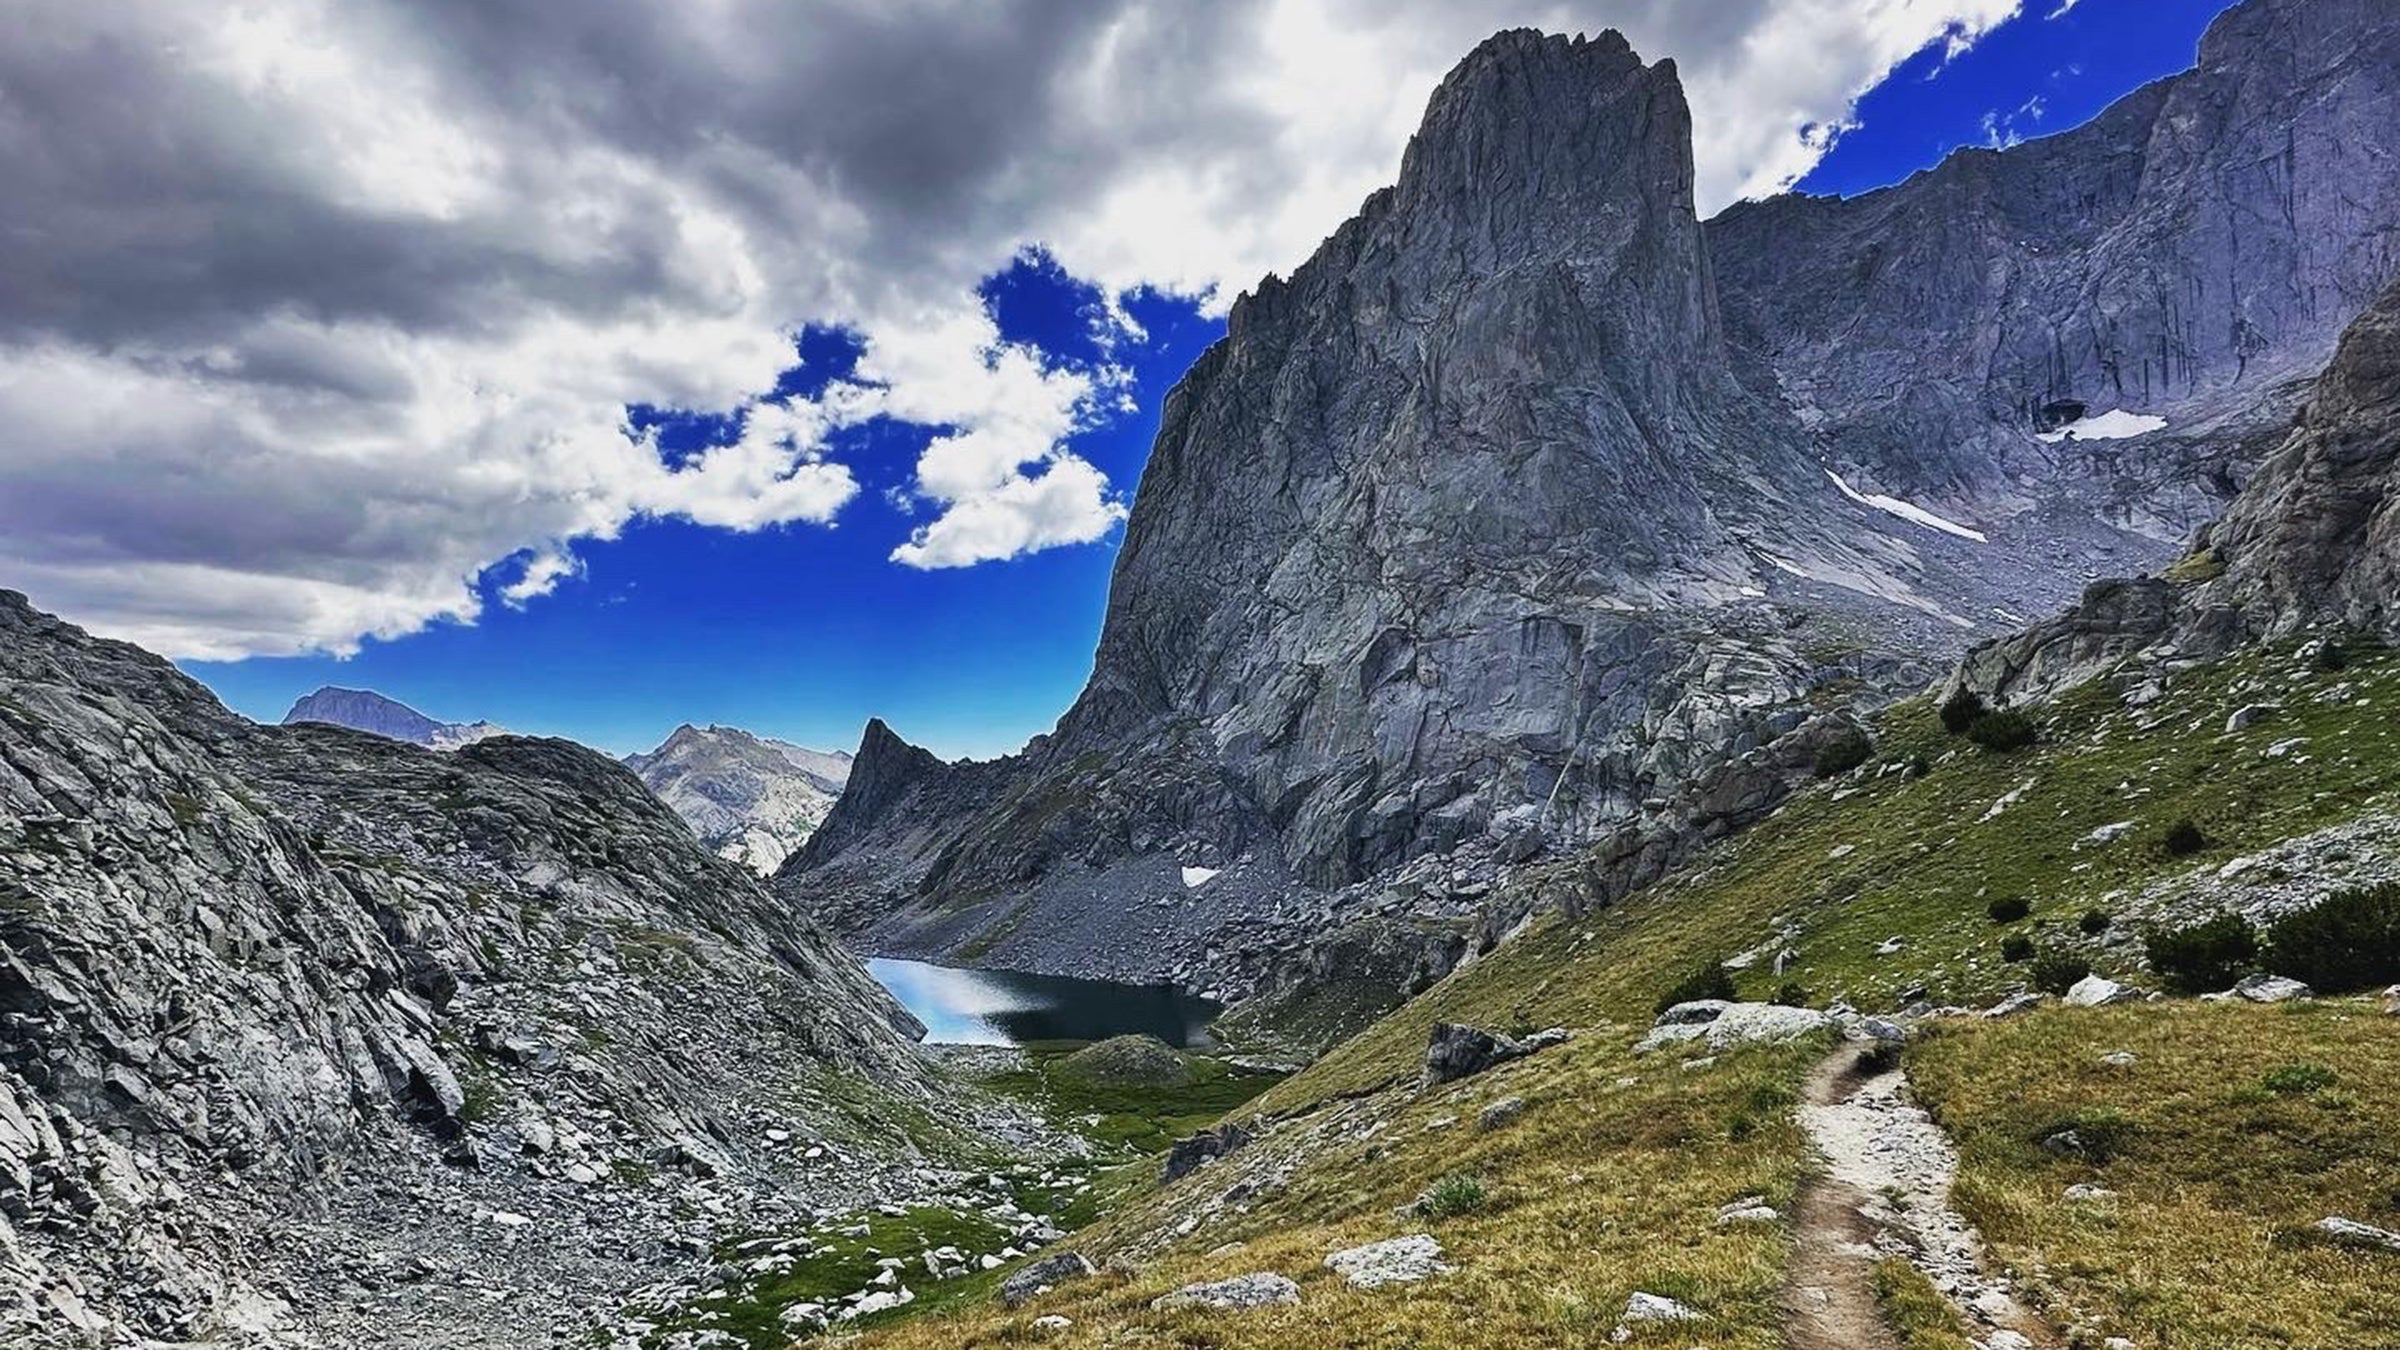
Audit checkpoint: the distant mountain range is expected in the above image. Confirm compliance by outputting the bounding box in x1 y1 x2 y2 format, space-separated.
280 686 852 876
625 724 853 876
282 686 506 749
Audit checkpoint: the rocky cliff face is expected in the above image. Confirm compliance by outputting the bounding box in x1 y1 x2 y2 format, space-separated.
787 0 2400 1001
1711 0 2400 534
0 592 952 1346
1961 270 2400 706
283 685 506 750
625 724 850 876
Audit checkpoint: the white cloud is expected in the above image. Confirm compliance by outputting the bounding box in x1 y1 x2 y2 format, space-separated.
0 0 2028 657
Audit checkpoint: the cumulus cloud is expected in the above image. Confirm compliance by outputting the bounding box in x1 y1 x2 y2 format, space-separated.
0 0 2025 656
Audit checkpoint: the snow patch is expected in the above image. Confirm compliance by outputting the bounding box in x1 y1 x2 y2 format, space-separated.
2037 409 2167 443
1180 866 1220 888
1825 470 1989 543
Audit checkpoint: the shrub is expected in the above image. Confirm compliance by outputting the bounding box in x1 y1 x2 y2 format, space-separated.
2000 934 2036 963
2262 1062 2339 1096
1939 686 1988 735
2143 913 2260 994
2078 908 2113 936
2029 949 2092 995
1813 727 1875 778
1772 981 1811 1008
2314 640 2351 673
2265 881 2400 993
1413 1173 1487 1219
2161 818 2210 858
1987 895 2031 924
1967 710 2038 752
1654 958 1737 1016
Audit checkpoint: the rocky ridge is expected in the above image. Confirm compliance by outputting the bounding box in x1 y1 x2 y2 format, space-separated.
0 592 1052 1348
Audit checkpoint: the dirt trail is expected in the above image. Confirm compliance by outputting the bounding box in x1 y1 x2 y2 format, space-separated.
1786 1041 2063 1350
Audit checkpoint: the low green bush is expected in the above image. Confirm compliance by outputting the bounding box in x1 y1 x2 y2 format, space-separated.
2162 818 2210 858
1654 958 1736 1015
1413 1173 1487 1219
2029 949 2091 995
1987 895 2031 924
2143 913 2260 994
2265 882 2400 994
1967 710 2038 752
2262 1062 2339 1096
1939 687 1988 735
1772 981 1811 1008
2078 908 2112 936
1813 727 1875 778
2000 934 2035 963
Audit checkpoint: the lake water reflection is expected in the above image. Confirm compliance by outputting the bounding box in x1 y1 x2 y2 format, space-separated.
867 957 1220 1047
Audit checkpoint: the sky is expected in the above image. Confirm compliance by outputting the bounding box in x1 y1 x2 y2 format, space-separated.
1 0 2242 759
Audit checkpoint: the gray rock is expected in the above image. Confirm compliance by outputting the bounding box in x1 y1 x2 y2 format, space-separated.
1150 1272 1302 1312
1423 1023 1524 1086
1000 1252 1096 1308
1622 1291 1702 1323
1477 1097 1527 1131
1983 993 2047 1018
2234 974 2313 1003
2065 976 2143 1008
1963 271 2400 709
624 724 852 876
1655 1000 1732 1027
1324 1234 1450 1289
1164 1123 1255 1184
2226 703 2281 734
2317 1217 2400 1253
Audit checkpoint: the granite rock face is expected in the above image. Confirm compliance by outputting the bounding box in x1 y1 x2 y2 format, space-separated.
790 2 2400 1004
1962 271 2400 706
1712 0 2400 538
0 591 939 1346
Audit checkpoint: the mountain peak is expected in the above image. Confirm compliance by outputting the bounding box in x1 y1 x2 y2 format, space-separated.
1390 25 1692 269
283 686 503 750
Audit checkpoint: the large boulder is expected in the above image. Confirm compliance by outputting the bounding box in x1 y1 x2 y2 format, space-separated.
1000 1252 1096 1308
1636 1001 1837 1053
1324 1234 1450 1289
2065 975 2144 1007
1163 1122 1254 1184
2234 974 2313 1003
1423 1022 1524 1086
1150 1273 1302 1312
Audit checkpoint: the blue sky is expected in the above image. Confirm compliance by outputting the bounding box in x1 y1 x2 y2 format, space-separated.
181 0 2243 761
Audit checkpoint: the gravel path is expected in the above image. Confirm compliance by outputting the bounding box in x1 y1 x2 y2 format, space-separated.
1790 1042 2061 1350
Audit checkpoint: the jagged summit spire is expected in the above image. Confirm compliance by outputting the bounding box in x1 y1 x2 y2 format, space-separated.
1386 25 1699 281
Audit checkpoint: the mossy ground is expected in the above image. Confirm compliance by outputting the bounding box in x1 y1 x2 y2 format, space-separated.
837 640 2400 1348
985 1040 1287 1155
625 1206 1019 1348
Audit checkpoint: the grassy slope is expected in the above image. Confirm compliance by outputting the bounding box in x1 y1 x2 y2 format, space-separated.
1915 1001 2400 1349
843 639 2400 1347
